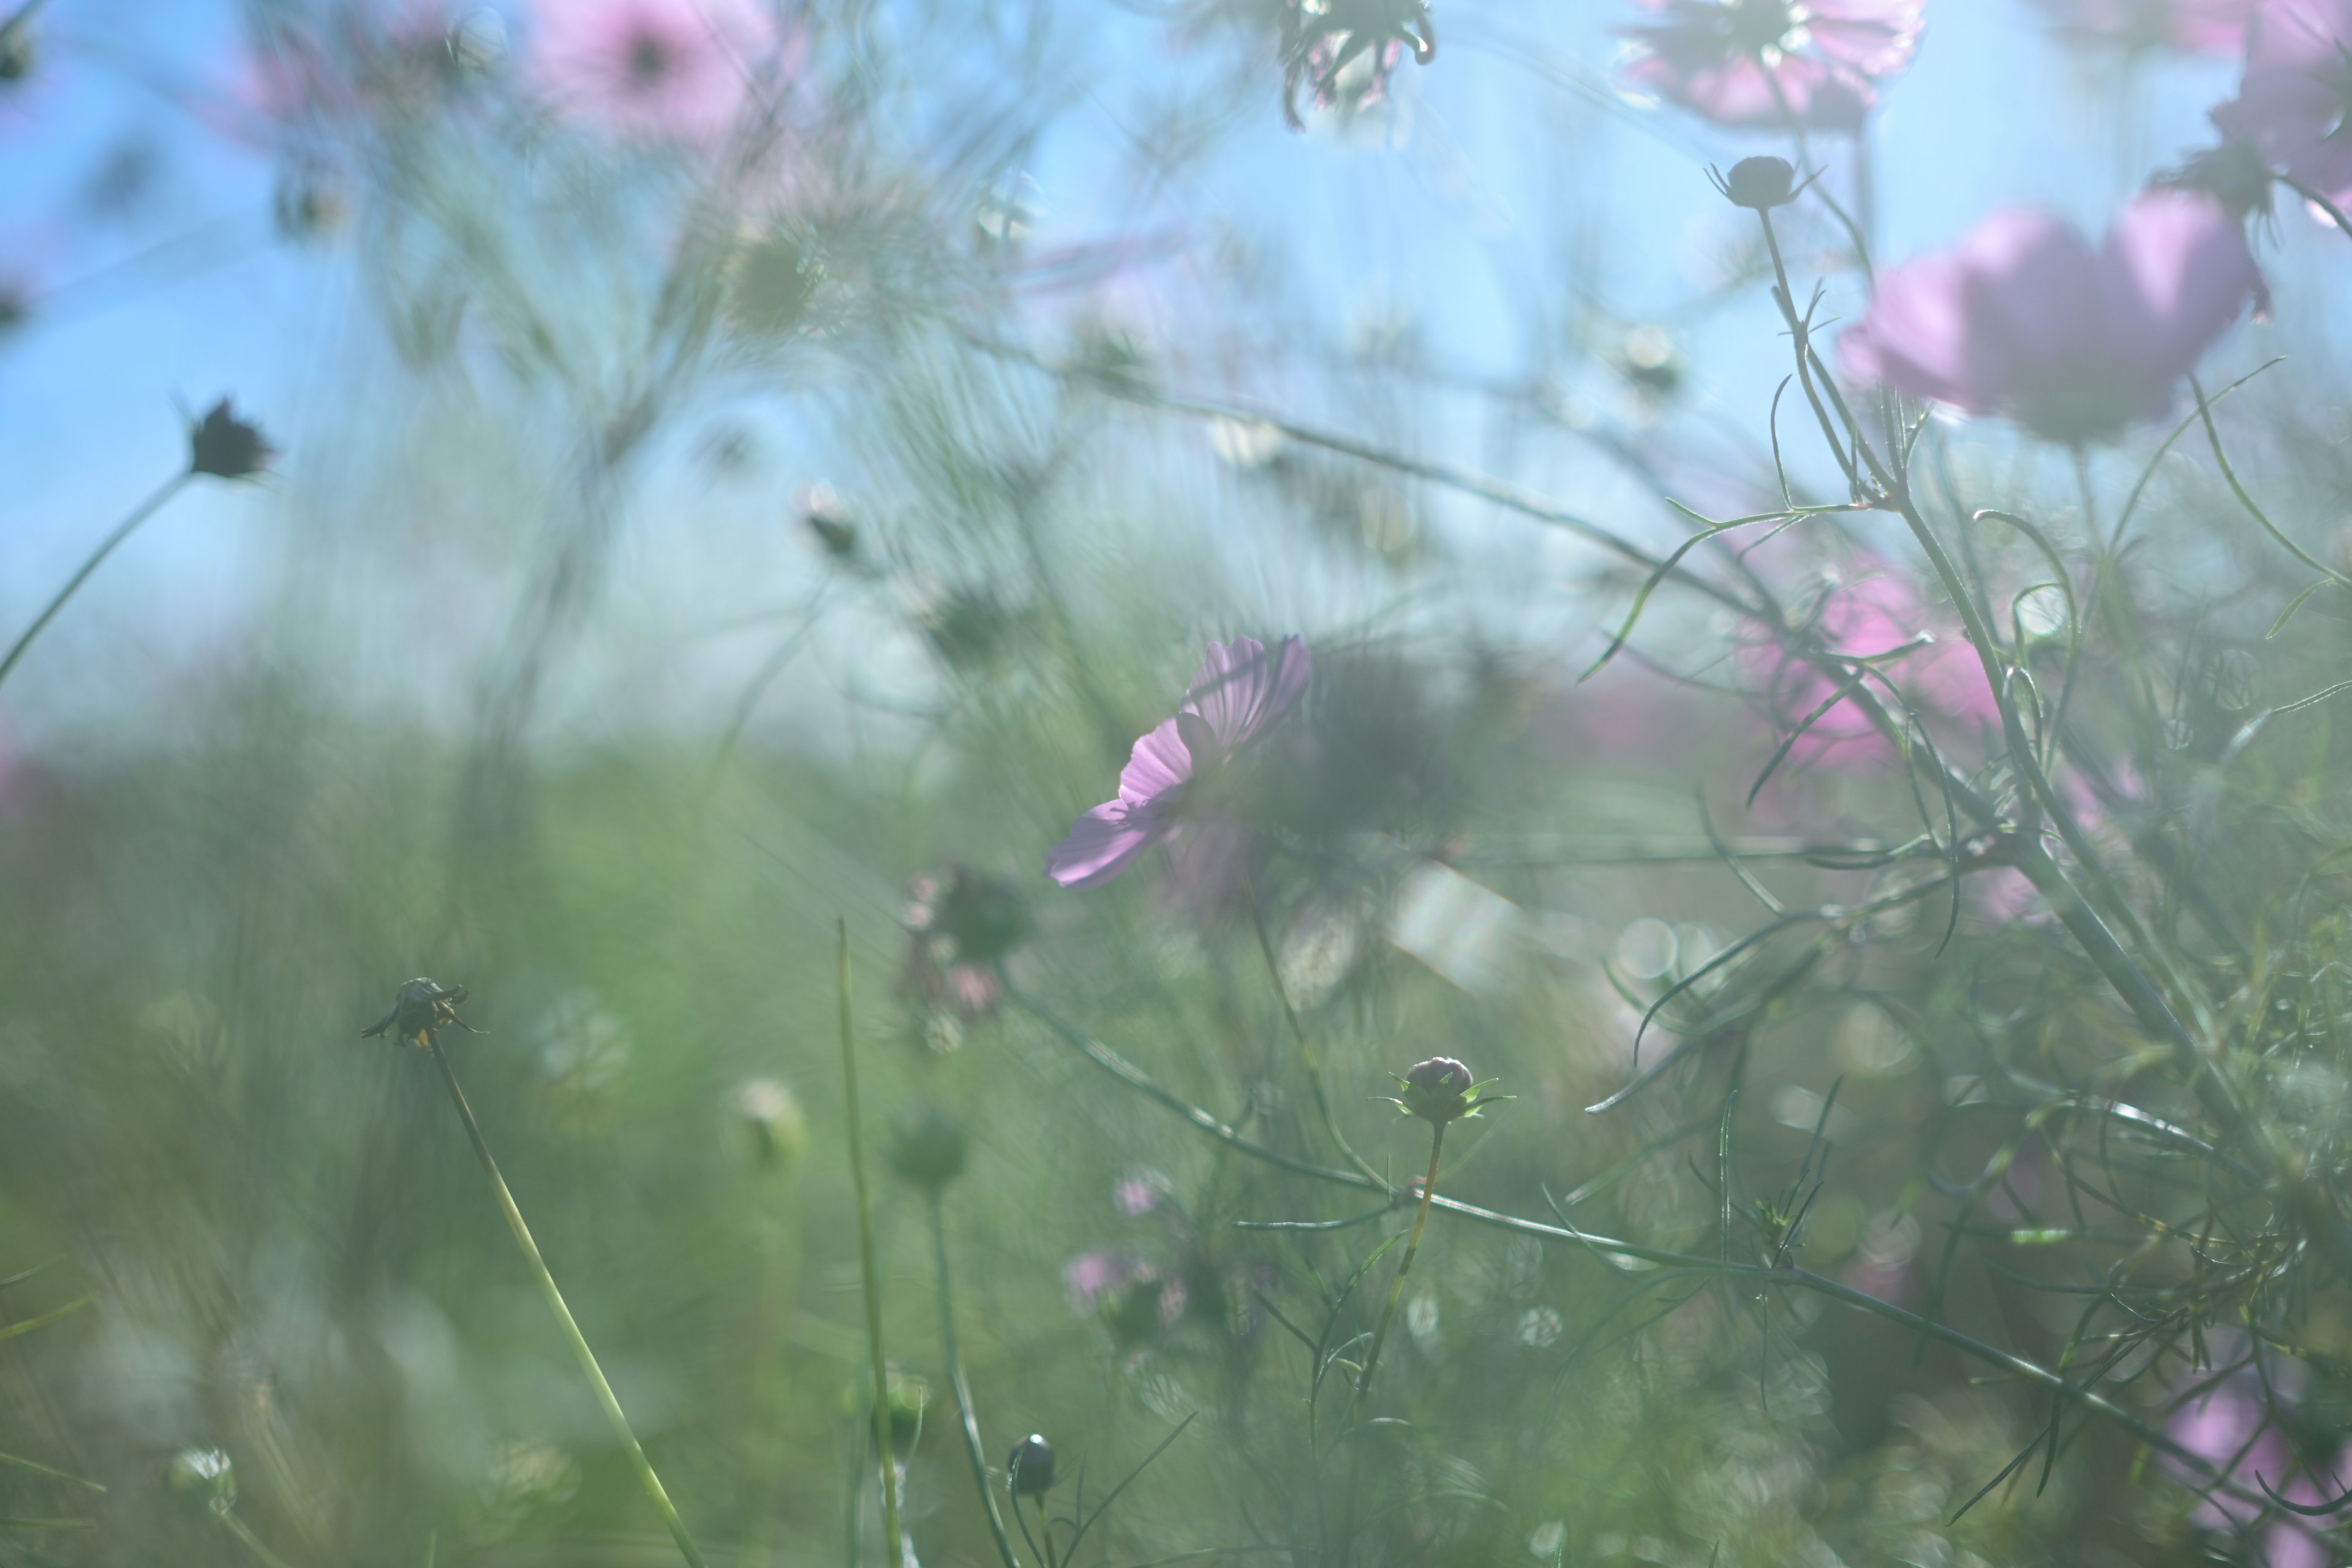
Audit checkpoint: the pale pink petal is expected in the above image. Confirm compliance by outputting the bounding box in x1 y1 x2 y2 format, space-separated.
1117 718 1195 808
1045 803 1167 889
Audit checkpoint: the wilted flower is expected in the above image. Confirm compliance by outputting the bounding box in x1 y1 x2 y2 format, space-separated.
531 0 777 143
1840 189 2260 445
1007 1434 1056 1495
1281 0 1436 131
885 1103 968 1193
2027 0 2253 51
188 398 275 480
360 977 477 1047
2210 0 2352 211
1386 1056 1507 1125
729 1077 807 1170
1713 154 1799 209
1619 0 1925 132
1046 636 1313 889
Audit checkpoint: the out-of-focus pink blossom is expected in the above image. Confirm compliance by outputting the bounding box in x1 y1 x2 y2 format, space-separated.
2211 0 2352 209
1046 636 1312 889
1738 561 1997 768
531 0 777 143
1841 189 2260 445
1619 0 1925 132
2163 1370 2350 1563
2027 0 2255 51
1115 1173 1166 1217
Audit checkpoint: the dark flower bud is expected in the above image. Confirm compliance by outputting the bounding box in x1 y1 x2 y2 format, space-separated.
727 232 823 337
1007 1433 1055 1496
1101 1264 1175 1350
886 1103 968 1192
1714 156 1798 211
918 865 1031 968
802 486 858 563
1388 1056 1507 1125
187 398 274 481
167 1447 235 1512
0 12 34 84
360 978 477 1047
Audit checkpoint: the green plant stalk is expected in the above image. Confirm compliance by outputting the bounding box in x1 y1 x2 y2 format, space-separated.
0 472 188 696
1239 875 1385 1191
1355 1123 1444 1394
423 1035 709 1568
215 1509 300 1568
927 1195 1021 1568
839 919 905 1568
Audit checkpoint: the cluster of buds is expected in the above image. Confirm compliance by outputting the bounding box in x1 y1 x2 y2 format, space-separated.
1384 1056 1507 1126
902 865 1030 1048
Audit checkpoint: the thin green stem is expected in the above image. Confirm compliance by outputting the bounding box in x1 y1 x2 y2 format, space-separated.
0 472 189 695
839 919 904 1568
1355 1124 1444 1395
1240 873 1384 1189
423 1036 709 1568
216 1509 300 1568
928 1196 1021 1568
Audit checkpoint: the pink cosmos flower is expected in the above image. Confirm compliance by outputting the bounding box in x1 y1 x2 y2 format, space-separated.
1045 636 1313 889
1619 0 1925 132
2163 1371 2350 1564
2027 0 2255 52
1738 561 1997 768
531 0 776 143
2210 0 2352 209
1841 188 2261 445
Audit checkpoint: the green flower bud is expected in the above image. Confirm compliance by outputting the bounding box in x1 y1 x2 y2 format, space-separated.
886 1103 968 1193
1387 1057 1508 1126
730 1078 807 1172
168 1447 235 1513
1714 156 1798 211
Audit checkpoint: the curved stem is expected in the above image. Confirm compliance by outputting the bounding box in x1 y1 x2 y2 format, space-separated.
423 1035 709 1568
927 1196 1021 1568
0 472 189 696
1240 873 1385 1189
1355 1124 1444 1395
215 1509 300 1568
839 921 905 1568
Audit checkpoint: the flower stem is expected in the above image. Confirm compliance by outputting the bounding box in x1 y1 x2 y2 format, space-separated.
423 1035 709 1568
839 919 905 1568
1239 875 1385 1191
927 1195 1021 1568
215 1509 300 1568
1355 1123 1444 1395
0 472 189 696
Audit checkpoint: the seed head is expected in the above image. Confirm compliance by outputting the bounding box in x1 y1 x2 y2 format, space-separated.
1713 156 1798 211
187 398 274 481
1007 1433 1055 1496
886 1102 968 1193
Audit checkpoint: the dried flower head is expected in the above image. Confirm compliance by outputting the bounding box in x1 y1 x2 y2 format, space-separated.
885 1102 968 1192
1385 1055 1508 1125
361 978 478 1047
1713 154 1799 209
1007 1433 1056 1495
187 398 275 481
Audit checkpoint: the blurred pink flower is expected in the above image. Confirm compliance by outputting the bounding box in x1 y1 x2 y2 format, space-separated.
2163 1371 2349 1562
1046 636 1313 889
1738 561 1996 768
1619 0 1925 132
1115 1172 1166 1217
1841 189 2260 445
2027 0 2255 51
531 0 776 142
2211 0 2352 209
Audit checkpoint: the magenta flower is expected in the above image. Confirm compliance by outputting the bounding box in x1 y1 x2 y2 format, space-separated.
2163 1370 2350 1564
531 0 775 142
1619 0 1925 132
2211 0 2352 209
2027 0 2254 51
1738 560 1996 769
1045 636 1313 889
1841 189 2260 445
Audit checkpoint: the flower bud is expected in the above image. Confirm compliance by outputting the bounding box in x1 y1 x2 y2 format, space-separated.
730 1077 807 1172
1716 156 1797 211
885 1375 930 1458
886 1103 967 1192
167 1447 235 1513
1387 1057 1507 1126
187 398 275 481
0 13 34 84
360 978 475 1046
1007 1433 1055 1496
